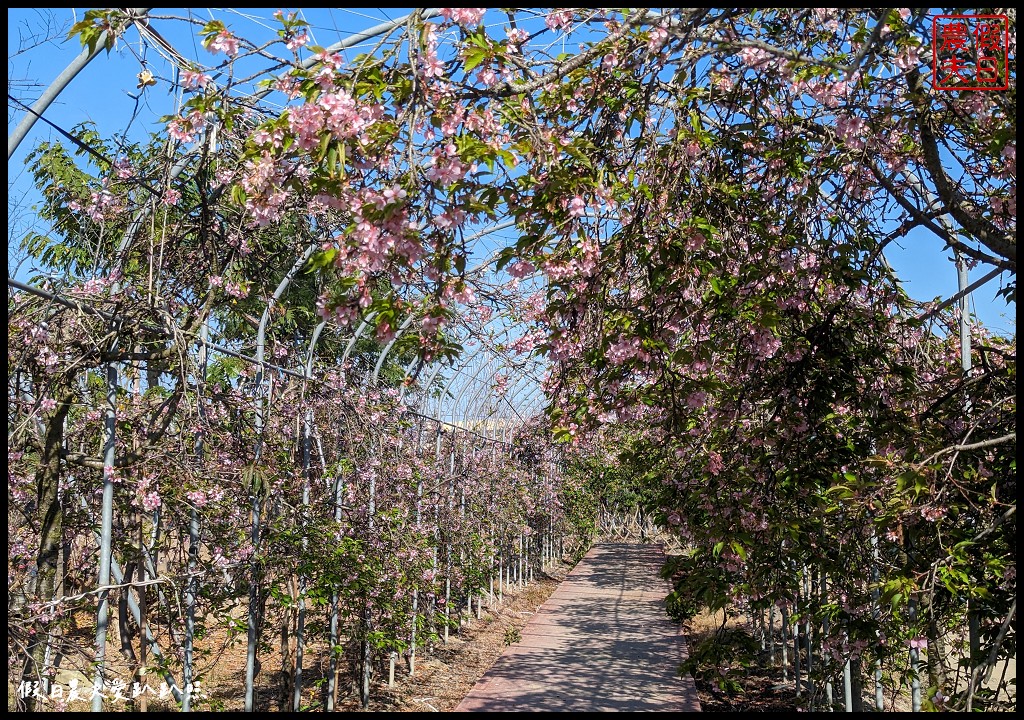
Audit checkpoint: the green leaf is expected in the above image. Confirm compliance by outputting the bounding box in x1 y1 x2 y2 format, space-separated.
199 19 226 38
730 541 747 561
315 133 331 163
464 47 488 72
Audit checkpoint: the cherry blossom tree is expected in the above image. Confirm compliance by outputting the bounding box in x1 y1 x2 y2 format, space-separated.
8 6 1015 712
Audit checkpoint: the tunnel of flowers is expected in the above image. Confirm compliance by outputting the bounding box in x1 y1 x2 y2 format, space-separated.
7 8 1015 712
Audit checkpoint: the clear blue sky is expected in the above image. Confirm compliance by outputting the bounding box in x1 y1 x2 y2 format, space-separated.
7 8 1016 337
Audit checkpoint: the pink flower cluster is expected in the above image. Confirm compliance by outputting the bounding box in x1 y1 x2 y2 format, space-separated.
545 10 573 32
285 31 309 51
507 259 535 280
208 275 249 299
441 8 486 26
707 451 724 476
181 69 212 89
606 336 648 366
419 24 444 78
835 115 868 151
426 143 470 186
745 327 782 360
207 30 239 56
506 27 529 52
167 110 206 144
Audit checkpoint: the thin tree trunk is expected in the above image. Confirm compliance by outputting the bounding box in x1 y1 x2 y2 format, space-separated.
137 517 149 712
20 389 72 712
278 600 293 711
118 559 139 668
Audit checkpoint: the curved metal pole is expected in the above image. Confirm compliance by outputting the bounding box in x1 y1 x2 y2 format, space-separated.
462 374 497 430
397 355 423 402
246 242 315 712
339 311 378 372
401 360 446 406
183 320 209 712
485 370 539 426
354 217 519 388
292 319 325 711
449 357 496 427
304 321 327 378
497 373 536 421
8 8 152 160
460 360 506 430
370 314 416 385
516 379 545 409
519 390 547 419
255 244 317 385
485 350 544 421
423 336 479 419
431 344 485 422
91 350 118 711
436 335 540 426
465 385 505 434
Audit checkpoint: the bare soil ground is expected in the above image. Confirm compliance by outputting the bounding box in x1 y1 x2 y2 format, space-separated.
333 563 571 713
30 550 975 713
14 561 572 712
681 609 798 713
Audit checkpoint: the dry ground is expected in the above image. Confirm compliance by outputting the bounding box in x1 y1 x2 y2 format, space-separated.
14 561 572 712
681 609 798 713
24 550 997 712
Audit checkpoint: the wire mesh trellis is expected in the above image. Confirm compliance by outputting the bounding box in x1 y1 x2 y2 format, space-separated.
8 6 1016 715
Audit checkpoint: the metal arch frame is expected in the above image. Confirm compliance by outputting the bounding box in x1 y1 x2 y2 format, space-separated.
429 343 486 422
337 310 378 380
303 321 327 379
370 313 417 385
433 310 538 417
437 346 505 425
497 373 540 420
445 350 547 431
405 311 548 430
447 354 497 427
428 322 487 415
462 365 502 428
460 354 539 430
520 386 547 416
255 244 317 386
365 219 521 390
346 213 552 431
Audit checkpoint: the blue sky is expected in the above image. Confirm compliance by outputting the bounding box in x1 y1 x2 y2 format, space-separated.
7 8 1016 336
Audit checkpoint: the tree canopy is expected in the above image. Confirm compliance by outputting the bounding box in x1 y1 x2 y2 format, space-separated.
8 7 1015 712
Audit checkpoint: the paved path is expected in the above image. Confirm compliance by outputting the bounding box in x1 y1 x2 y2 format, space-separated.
455 543 701 712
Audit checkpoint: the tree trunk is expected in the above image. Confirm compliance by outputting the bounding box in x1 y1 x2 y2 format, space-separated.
21 390 72 712
278 610 293 711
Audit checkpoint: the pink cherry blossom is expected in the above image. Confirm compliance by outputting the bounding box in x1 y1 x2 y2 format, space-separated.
285 31 309 51
207 30 240 57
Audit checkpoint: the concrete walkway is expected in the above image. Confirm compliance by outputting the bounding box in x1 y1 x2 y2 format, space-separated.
455 543 701 712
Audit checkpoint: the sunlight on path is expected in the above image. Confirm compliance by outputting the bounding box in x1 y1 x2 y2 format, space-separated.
455 543 701 712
